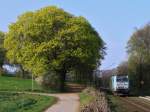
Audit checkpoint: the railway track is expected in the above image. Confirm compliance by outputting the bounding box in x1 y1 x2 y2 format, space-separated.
118 96 150 112
100 87 150 112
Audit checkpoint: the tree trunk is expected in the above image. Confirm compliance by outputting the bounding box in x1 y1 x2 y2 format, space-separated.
59 69 66 92
20 65 25 78
139 56 143 95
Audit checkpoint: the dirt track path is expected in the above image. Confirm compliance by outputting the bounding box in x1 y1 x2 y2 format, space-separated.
45 93 80 112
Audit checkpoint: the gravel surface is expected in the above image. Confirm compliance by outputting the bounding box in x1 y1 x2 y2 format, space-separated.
45 93 80 112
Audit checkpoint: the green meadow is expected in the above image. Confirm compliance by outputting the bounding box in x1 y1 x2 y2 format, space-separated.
0 92 56 112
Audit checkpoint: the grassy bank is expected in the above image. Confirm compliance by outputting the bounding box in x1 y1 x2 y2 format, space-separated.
0 92 57 112
107 95 122 112
107 95 140 112
79 87 110 112
79 91 96 107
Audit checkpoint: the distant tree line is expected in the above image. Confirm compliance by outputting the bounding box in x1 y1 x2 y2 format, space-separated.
127 24 150 95
116 24 150 95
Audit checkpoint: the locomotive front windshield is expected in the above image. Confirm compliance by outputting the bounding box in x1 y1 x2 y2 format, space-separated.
116 77 128 82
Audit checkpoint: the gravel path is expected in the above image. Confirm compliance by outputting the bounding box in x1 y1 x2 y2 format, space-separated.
45 93 80 112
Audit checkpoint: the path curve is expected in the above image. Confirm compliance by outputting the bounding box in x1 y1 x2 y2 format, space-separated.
45 93 80 112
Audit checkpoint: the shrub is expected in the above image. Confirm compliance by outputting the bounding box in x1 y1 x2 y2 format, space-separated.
36 71 61 90
0 68 4 75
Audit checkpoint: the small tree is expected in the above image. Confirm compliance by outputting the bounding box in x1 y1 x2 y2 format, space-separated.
4 6 105 91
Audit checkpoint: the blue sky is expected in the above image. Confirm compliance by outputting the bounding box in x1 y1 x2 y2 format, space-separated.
0 0 150 70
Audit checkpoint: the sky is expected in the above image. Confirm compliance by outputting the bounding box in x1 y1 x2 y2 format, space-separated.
0 0 150 70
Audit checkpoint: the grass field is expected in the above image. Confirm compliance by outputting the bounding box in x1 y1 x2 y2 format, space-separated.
0 92 56 112
0 76 56 92
0 76 58 112
0 76 43 92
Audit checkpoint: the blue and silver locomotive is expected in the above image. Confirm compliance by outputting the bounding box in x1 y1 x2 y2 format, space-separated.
110 75 129 94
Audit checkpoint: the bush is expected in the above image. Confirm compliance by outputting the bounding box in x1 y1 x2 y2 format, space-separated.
0 68 4 76
36 71 61 90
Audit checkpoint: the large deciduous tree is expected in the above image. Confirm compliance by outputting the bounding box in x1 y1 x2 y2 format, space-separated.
127 24 150 94
4 6 105 91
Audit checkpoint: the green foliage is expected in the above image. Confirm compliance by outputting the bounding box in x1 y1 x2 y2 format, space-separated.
4 6 105 90
0 31 5 46
127 24 150 95
0 92 56 112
